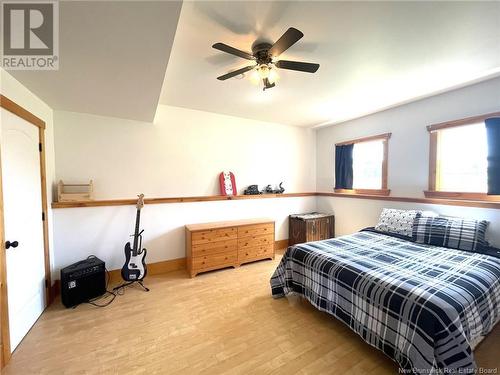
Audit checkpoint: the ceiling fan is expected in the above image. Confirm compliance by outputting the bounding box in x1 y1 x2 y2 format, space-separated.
212 27 319 91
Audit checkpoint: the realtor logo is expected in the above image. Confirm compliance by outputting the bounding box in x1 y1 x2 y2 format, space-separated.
2 0 59 70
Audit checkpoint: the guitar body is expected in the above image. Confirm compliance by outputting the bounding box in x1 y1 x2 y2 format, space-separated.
121 242 147 281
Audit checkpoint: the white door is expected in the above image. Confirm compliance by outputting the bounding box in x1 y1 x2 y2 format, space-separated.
1 108 46 351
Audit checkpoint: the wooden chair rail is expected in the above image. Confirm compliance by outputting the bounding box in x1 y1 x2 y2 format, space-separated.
423 191 500 202
51 191 500 210
317 192 500 209
51 192 317 208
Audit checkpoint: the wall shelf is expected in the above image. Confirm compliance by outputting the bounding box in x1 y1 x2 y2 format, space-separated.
51 191 500 209
51 192 316 209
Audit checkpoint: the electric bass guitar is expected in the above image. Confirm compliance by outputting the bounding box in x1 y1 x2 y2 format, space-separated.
121 194 147 281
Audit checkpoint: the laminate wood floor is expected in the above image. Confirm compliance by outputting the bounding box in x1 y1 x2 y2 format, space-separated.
3 254 499 374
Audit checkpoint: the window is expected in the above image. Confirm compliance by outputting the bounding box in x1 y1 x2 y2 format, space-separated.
437 123 487 192
334 133 391 196
352 140 384 189
426 112 500 201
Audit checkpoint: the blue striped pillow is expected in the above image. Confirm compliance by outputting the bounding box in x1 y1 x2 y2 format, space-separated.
412 216 489 252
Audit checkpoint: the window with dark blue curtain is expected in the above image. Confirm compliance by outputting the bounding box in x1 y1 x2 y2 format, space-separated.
486 117 500 195
334 144 354 189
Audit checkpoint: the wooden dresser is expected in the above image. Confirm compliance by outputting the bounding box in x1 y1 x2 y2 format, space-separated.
289 212 335 246
185 218 275 277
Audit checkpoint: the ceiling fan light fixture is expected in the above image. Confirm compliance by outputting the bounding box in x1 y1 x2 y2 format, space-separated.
258 64 270 79
213 27 319 90
268 67 279 84
250 68 261 85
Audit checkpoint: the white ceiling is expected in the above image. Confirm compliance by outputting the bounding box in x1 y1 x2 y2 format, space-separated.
9 1 182 122
8 1 500 127
160 1 500 127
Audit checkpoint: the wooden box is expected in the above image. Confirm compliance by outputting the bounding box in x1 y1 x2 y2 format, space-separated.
289 213 335 246
57 180 94 202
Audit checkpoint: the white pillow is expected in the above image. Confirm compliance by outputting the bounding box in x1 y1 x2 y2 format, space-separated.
375 208 421 237
421 210 438 217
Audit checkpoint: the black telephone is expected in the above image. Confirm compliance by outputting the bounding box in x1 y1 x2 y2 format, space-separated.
244 185 261 195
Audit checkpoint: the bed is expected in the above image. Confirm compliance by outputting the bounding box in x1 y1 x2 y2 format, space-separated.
270 229 500 373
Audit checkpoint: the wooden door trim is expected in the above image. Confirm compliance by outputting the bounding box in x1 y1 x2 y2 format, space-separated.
0 96 51 367
0 96 45 130
0 146 9 367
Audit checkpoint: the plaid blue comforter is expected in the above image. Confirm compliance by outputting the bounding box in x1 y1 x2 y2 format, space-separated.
270 230 500 373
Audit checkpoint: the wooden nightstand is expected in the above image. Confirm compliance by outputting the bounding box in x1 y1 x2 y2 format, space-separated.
289 213 335 246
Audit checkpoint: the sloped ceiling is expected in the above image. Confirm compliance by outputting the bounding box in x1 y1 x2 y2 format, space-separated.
7 1 500 127
8 1 182 122
159 1 500 127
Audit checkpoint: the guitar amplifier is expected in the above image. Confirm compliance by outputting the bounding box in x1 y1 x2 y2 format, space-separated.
61 256 106 308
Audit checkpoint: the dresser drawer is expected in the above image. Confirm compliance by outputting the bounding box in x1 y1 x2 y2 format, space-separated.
192 240 237 257
186 218 275 277
193 252 237 270
238 244 273 262
238 223 274 238
192 227 237 245
238 234 274 249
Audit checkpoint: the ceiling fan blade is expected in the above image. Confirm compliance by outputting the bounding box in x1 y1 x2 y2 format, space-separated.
275 60 320 73
217 65 255 80
268 27 304 57
212 43 255 60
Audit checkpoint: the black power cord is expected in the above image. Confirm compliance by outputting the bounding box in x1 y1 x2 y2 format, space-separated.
72 255 147 308
71 256 117 308
86 267 116 307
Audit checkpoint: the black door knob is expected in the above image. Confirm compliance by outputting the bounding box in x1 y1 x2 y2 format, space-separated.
5 241 18 249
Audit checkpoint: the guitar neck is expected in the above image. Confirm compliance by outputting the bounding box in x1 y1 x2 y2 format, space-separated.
132 209 141 254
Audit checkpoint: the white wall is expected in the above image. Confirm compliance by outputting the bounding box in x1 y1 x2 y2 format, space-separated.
53 197 316 274
54 105 316 199
0 68 57 272
317 76 500 196
52 105 317 276
316 77 500 247
50 77 500 276
319 197 500 247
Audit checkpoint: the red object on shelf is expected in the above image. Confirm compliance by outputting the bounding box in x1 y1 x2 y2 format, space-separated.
219 171 237 196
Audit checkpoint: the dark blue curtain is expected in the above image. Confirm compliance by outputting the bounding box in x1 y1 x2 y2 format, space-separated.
486 117 500 195
334 144 354 189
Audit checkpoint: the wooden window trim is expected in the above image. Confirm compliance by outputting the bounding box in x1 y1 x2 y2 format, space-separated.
333 188 391 196
334 132 391 146
427 112 500 201
426 111 500 133
335 132 391 195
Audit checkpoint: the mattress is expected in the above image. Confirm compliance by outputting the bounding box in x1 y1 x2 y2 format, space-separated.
270 230 500 373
